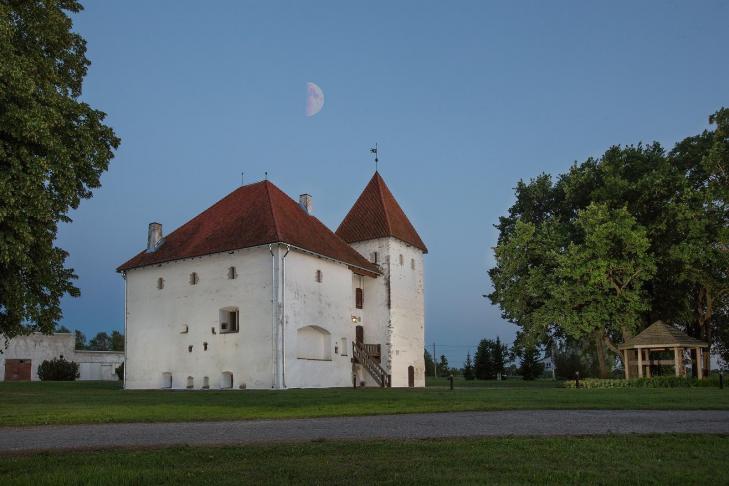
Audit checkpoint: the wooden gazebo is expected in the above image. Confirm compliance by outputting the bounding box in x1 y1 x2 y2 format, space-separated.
619 320 710 380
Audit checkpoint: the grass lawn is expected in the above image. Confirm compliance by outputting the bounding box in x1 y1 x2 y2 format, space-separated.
1 434 727 485
0 380 727 427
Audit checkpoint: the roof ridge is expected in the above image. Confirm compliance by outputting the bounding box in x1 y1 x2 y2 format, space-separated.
264 181 283 240
375 172 393 231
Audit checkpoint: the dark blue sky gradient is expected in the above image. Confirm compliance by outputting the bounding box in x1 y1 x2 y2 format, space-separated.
58 1 729 364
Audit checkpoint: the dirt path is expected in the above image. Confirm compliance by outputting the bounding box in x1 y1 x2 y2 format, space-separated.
2 410 728 453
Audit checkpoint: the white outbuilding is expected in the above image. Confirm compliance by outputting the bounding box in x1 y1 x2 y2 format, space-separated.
118 172 427 390
1 333 124 382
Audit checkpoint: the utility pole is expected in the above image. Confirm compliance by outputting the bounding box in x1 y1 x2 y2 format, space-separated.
433 342 437 378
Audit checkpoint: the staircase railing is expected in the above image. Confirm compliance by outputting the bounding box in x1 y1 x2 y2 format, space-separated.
353 342 391 387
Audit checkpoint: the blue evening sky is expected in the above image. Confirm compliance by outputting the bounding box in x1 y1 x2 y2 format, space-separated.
59 1 729 364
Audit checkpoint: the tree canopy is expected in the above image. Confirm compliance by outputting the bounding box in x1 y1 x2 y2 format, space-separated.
489 108 729 372
0 1 119 341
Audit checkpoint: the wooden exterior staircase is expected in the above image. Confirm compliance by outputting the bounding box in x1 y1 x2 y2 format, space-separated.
353 341 391 387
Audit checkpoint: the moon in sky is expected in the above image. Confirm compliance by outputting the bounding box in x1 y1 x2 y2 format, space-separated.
305 82 324 117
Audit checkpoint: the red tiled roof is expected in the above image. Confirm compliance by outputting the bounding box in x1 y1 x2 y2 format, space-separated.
336 172 427 253
117 181 379 274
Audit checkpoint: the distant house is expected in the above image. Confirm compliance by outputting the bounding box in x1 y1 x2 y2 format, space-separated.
117 172 427 390
538 355 555 379
1 333 124 382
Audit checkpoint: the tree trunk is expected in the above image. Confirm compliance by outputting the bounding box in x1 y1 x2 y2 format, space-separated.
594 331 609 378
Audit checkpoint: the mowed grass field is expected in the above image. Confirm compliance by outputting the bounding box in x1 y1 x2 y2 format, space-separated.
1 379 727 426
1 435 727 485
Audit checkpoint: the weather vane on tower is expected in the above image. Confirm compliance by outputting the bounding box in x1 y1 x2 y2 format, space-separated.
370 143 379 172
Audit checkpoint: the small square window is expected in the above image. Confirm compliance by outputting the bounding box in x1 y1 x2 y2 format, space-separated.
219 308 239 333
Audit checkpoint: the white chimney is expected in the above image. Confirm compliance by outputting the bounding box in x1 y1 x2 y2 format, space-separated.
299 194 313 214
147 222 163 252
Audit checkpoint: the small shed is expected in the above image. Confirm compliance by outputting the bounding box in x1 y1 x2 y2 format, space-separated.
618 320 709 380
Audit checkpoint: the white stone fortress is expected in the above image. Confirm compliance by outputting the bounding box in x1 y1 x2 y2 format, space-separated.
118 172 426 389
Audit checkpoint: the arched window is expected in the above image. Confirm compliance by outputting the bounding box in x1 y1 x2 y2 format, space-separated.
186 376 194 389
157 277 164 289
411 258 415 270
202 376 210 389
189 272 199 285
161 372 172 389
399 254 404 265
221 371 233 389
296 325 332 360
228 266 237 279
315 269 323 283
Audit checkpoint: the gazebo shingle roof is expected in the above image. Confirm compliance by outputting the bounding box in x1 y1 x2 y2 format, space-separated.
618 320 708 349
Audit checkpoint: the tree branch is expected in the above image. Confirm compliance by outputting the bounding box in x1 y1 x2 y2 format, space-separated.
604 336 623 365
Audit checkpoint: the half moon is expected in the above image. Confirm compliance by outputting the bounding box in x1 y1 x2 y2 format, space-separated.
305 82 324 117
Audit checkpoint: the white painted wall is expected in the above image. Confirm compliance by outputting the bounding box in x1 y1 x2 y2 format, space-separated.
0 333 123 381
349 237 425 387
124 244 378 390
388 239 426 387
280 249 360 388
124 246 274 390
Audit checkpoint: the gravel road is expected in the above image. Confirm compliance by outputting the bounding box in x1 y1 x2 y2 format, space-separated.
2 410 728 453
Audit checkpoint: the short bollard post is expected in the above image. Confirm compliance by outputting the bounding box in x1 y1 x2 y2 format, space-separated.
575 371 580 389
448 374 454 391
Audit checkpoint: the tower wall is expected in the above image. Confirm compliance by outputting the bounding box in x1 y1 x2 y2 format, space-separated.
349 237 425 387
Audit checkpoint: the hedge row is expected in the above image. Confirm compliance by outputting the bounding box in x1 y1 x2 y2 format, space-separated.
562 375 723 388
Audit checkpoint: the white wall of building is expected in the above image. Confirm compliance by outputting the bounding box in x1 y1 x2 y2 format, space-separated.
124 246 274 390
350 237 425 387
124 244 381 390
123 233 424 389
281 249 359 388
386 238 425 387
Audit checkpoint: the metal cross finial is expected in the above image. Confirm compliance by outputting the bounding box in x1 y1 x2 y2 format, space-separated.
370 143 379 172
265 171 268 181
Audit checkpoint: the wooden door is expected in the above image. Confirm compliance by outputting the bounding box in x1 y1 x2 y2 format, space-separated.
355 325 364 344
408 365 415 387
4 359 32 381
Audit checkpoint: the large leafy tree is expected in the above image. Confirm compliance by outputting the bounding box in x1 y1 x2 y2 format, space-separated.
489 109 729 372
0 1 119 341
551 204 656 377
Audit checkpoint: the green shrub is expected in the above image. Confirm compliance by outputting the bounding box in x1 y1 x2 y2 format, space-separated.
37 357 79 381
562 375 722 388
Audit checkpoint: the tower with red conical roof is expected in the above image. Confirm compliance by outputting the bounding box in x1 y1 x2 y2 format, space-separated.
337 172 426 387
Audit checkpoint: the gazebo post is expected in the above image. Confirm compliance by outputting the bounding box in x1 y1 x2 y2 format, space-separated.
673 347 681 377
645 349 652 378
623 349 629 379
696 347 703 380
637 348 643 378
